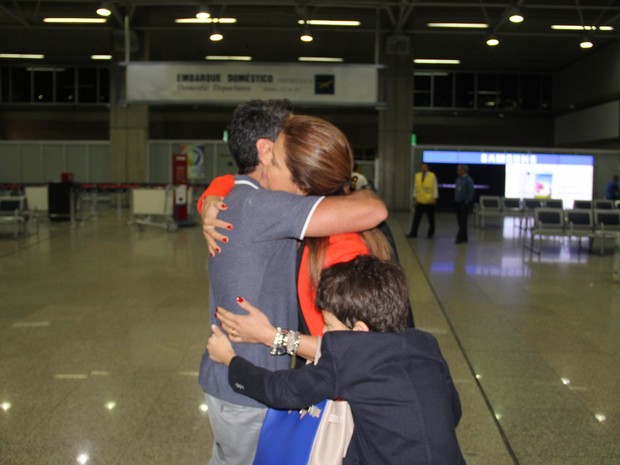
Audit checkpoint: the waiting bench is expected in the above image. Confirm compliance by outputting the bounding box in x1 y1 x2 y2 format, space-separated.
0 196 29 238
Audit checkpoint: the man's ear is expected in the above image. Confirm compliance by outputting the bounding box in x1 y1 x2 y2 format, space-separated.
352 321 370 332
256 138 273 165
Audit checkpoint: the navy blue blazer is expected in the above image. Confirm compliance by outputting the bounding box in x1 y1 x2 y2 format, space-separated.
228 329 466 465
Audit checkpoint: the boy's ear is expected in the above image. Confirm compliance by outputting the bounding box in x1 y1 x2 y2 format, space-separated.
352 321 370 332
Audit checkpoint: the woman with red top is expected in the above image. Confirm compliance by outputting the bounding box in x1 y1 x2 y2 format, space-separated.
199 115 395 359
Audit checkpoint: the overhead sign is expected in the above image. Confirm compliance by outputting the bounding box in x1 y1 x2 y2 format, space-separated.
125 62 381 106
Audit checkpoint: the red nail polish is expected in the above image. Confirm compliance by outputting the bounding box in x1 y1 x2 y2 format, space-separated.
209 252 214 257
221 203 228 209
215 247 221 253
222 237 228 243
236 296 244 303
226 225 233 230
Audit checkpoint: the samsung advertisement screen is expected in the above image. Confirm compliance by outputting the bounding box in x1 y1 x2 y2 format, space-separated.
422 150 593 207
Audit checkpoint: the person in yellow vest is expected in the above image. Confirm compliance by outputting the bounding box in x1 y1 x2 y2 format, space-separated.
407 163 438 238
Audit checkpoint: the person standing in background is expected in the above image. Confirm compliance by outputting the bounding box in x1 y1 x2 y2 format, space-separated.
605 175 619 200
407 162 438 238
454 164 474 244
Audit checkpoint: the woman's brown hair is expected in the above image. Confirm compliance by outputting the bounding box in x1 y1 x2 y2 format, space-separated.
280 115 393 289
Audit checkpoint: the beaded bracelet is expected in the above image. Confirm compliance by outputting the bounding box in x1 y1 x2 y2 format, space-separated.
270 327 301 356
270 327 289 356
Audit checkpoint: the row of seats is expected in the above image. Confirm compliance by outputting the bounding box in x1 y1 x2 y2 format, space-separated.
475 196 620 229
527 208 620 255
0 196 36 238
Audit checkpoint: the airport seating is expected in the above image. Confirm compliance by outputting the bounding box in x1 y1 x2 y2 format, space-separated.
572 200 592 210
475 196 503 228
593 199 614 210
527 208 565 254
544 199 563 209
592 209 620 255
0 196 29 238
565 209 594 251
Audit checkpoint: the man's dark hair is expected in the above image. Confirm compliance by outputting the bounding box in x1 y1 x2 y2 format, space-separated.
315 255 409 333
227 99 292 174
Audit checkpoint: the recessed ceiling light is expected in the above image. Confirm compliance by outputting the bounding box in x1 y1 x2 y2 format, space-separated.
43 18 107 24
414 59 460 65
427 22 488 29
205 55 252 61
300 30 313 42
579 38 593 49
509 10 524 23
298 20 360 27
91 54 112 60
96 6 112 17
298 57 344 62
486 35 500 46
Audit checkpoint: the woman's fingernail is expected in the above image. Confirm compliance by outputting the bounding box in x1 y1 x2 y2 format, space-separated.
215 247 221 253
226 225 233 230
222 237 228 243
236 296 244 303
221 203 228 209
209 252 214 257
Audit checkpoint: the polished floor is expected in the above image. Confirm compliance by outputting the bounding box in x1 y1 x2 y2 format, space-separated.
0 205 619 465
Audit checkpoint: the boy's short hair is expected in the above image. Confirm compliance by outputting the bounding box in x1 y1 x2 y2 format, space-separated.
315 255 409 333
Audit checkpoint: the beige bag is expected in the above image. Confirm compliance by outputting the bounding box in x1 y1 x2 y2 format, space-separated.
308 337 354 465
308 398 354 465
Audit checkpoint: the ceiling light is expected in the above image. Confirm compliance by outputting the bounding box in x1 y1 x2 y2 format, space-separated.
0 53 45 59
91 54 112 60
297 19 360 27
43 18 107 24
486 35 499 46
175 17 236 24
414 59 460 65
210 29 223 41
96 4 111 17
196 4 210 20
298 57 343 62
551 25 613 31
509 10 524 24
579 37 593 49
427 22 488 29
206 55 252 61
300 29 313 42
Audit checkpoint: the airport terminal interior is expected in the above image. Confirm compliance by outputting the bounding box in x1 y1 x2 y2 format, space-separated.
0 204 619 465
1 1 620 464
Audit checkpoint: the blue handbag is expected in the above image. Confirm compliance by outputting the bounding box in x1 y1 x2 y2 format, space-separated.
253 398 353 465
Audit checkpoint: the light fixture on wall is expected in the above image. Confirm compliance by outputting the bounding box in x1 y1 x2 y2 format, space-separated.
486 34 499 46
509 9 524 23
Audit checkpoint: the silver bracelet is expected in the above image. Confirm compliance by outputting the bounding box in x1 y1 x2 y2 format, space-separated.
286 331 301 356
270 327 289 356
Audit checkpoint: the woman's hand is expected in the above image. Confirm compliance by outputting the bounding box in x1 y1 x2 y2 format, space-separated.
207 325 236 366
216 297 276 346
201 195 233 256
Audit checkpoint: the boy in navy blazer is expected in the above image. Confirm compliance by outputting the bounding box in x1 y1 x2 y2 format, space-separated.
208 255 466 464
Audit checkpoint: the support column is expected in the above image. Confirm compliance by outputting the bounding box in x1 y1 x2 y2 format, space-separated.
109 103 149 183
377 35 414 210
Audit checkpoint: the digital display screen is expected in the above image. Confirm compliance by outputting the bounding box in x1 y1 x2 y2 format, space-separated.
422 150 594 207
